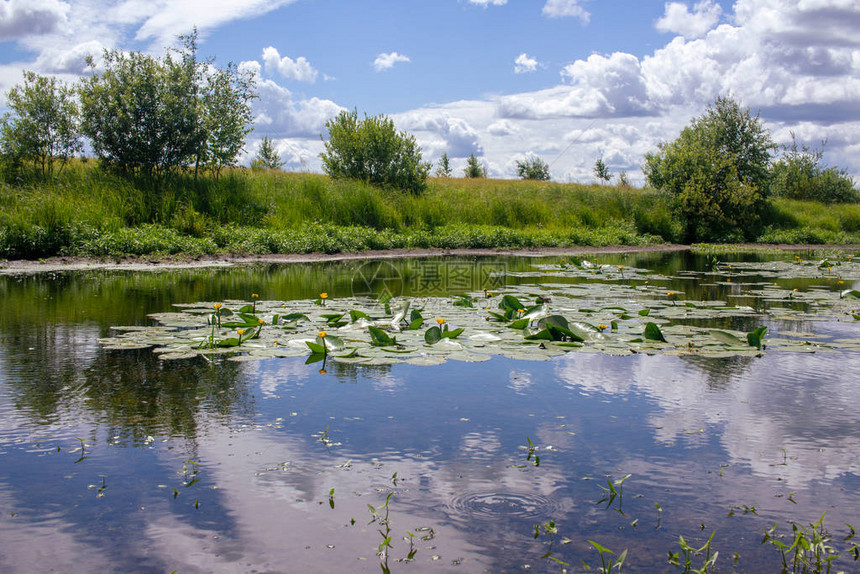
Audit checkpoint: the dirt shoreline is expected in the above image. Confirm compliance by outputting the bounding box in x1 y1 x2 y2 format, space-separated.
1 243 857 275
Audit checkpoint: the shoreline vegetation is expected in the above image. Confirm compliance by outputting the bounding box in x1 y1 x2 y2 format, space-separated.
2 162 860 266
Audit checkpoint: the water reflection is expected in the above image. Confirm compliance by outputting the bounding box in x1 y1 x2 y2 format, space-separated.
2 251 860 572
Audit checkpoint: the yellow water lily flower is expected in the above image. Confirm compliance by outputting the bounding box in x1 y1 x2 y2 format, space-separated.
320 293 328 299
436 318 445 325
318 331 327 338
237 329 245 336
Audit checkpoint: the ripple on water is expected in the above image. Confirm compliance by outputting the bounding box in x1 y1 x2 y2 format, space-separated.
446 491 563 522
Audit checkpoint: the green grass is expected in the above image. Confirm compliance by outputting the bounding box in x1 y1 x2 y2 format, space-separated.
1 162 858 260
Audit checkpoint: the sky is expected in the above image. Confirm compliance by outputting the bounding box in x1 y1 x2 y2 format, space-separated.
0 0 859 183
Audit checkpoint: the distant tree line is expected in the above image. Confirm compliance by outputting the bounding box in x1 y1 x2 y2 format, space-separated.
1 30 256 182
1 46 856 234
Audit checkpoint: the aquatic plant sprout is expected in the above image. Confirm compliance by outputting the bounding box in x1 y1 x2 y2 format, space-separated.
100 256 860 365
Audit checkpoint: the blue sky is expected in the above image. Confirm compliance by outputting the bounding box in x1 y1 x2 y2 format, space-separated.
1 0 858 182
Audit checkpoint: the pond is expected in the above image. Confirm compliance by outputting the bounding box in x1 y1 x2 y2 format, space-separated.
1 250 859 573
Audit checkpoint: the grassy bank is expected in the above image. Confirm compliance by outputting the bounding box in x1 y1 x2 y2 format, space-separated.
2 162 859 259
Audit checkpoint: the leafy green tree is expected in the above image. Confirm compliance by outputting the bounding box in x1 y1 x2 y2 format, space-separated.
644 96 775 242
617 171 630 188
320 109 430 194
252 136 285 170
593 158 612 184
1 71 81 178
771 135 857 203
463 153 486 178
435 152 452 177
199 63 257 178
516 156 550 181
79 30 255 181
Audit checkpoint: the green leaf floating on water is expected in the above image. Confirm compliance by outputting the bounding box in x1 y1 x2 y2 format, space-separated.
525 316 584 342
369 325 397 347
747 326 768 350
644 322 667 343
425 325 464 344
710 330 745 346
102 255 860 365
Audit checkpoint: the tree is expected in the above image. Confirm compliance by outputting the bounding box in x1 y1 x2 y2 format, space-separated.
618 171 630 188
252 136 285 170
770 134 857 203
199 62 257 178
1 71 81 177
79 30 255 181
593 158 611 184
644 96 775 242
320 109 430 194
463 153 486 178
516 155 550 181
435 152 452 177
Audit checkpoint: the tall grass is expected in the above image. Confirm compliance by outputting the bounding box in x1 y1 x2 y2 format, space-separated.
1 162 858 259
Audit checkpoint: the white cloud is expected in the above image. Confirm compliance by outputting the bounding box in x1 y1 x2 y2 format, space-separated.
0 0 69 41
542 0 590 23
373 52 410 72
261 46 318 83
514 53 539 74
655 1 722 39
467 0 507 6
128 0 300 46
33 40 103 74
251 77 344 139
396 110 483 158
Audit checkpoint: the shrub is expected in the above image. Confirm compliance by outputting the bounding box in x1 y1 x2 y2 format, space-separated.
320 109 430 194
644 97 775 242
770 136 857 203
516 156 551 181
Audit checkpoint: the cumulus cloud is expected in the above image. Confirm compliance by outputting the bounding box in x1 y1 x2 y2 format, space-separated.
514 53 539 74
0 0 69 40
34 40 103 74
396 110 484 158
251 77 344 139
542 0 590 23
655 1 722 39
373 52 410 72
262 46 318 83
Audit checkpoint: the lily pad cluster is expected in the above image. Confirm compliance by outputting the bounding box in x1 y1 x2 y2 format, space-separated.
100 254 860 365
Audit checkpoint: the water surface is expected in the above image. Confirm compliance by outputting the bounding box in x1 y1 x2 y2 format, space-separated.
1 252 859 573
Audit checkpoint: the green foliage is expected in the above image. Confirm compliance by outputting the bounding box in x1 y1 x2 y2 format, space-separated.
79 30 255 181
593 158 612 184
463 153 486 178
199 62 257 178
645 96 775 242
771 135 857 203
435 152 452 177
252 136 285 170
320 109 430 194
516 155 551 181
1 71 81 178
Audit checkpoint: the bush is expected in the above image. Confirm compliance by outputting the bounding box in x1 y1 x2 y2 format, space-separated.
320 109 430 195
644 97 775 242
516 156 551 181
770 137 857 203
